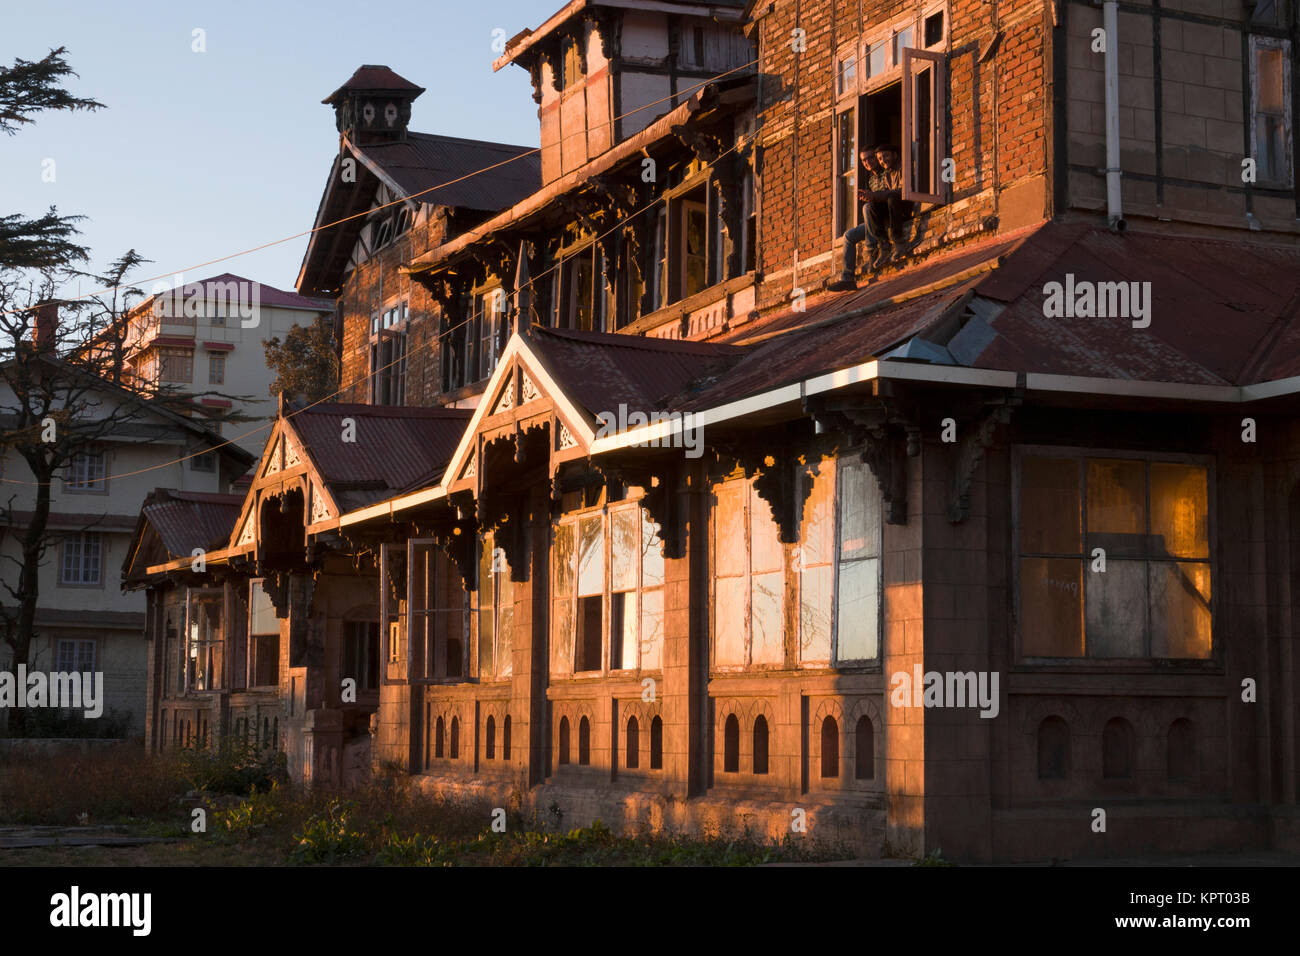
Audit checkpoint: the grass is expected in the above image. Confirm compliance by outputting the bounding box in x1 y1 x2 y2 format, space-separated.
0 743 853 866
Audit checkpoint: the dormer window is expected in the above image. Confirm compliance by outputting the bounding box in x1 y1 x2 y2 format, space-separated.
560 35 583 89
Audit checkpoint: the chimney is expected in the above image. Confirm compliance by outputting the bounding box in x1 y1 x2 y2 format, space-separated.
33 300 59 351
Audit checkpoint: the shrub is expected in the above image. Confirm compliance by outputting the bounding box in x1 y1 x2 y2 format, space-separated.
291 799 368 863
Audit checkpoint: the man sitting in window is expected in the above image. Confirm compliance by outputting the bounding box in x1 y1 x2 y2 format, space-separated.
829 144 916 291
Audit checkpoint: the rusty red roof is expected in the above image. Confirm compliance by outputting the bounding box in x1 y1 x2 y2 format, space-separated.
527 325 742 417
287 403 472 511
323 65 424 104
139 489 244 557
359 133 540 213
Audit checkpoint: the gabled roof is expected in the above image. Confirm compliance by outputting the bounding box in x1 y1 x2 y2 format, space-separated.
123 488 244 586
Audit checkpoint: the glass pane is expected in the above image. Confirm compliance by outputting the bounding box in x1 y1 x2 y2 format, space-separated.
800 460 835 567
715 577 746 666
478 546 494 677
612 591 637 669
838 457 879 561
714 481 746 577
497 597 514 679
893 26 914 62
1020 457 1081 554
577 516 604 596
1257 47 1284 111
1020 558 1083 656
1085 558 1146 657
611 508 638 592
1149 463 1209 559
1087 458 1147 557
250 582 278 635
837 556 879 660
640 588 664 671
750 486 784 574
550 599 573 674
751 570 784 664
553 523 574 596
1150 562 1212 659
868 43 886 76
837 53 857 96
799 563 832 662
641 510 665 588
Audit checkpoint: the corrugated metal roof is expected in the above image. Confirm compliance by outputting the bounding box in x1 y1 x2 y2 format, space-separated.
323 65 425 104
527 326 742 417
141 489 244 557
359 132 540 213
289 403 473 511
958 223 1300 385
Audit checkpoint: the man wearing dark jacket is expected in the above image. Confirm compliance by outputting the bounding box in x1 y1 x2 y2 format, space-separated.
828 144 915 291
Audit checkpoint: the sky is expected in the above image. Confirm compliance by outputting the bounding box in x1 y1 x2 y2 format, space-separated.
1 0 545 300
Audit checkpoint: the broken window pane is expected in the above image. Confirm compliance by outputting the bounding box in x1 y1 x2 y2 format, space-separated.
1150 462 1209 559
1149 561 1212 659
575 595 602 671
641 509 665 587
553 523 574 596
1087 458 1146 557
837 556 879 661
751 570 784 664
640 588 664 671
1020 557 1083 657
496 597 513 679
551 597 573 674
1019 456 1080 554
1085 558 1146 658
610 591 637 670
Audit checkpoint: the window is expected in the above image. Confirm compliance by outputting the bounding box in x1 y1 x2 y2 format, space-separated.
503 715 512 760
551 504 665 676
723 714 739 772
342 620 380 692
712 477 783 668
477 534 513 680
1250 37 1293 187
650 207 669 313
558 715 571 765
440 289 504 392
485 715 496 760
1016 450 1212 660
190 450 215 473
834 108 859 235
409 539 467 680
649 715 663 769
552 245 611 332
61 532 102 585
820 716 839 778
370 301 408 405
208 352 225 386
185 588 223 692
578 715 591 765
626 716 639 769
65 450 105 492
56 638 95 674
560 35 583 89
158 347 193 383
854 715 874 779
450 716 460 759
753 716 769 774
248 580 280 688
902 49 947 202
923 9 945 47
435 716 445 758
681 198 708 299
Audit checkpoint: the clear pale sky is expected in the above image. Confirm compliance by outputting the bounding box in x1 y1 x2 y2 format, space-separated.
1 0 545 298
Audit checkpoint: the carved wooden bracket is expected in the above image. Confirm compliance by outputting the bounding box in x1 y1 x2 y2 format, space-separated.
811 396 921 525
949 402 1016 523
434 509 479 592
672 124 727 164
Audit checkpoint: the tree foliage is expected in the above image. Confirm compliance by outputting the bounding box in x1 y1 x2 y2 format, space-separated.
264 318 340 404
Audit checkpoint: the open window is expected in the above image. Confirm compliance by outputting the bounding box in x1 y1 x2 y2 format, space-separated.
370 300 408 405
408 539 467 681
902 48 947 203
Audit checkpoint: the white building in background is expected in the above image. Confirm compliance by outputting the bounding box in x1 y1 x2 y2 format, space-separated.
0 343 253 738
109 273 334 461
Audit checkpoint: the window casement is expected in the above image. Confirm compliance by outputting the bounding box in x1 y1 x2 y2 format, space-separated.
370 300 408 405
476 533 514 681
796 456 882 665
440 287 504 393
190 450 216 473
551 502 666 676
407 539 467 681
158 346 193 383
184 587 224 692
342 620 380 693
1249 36 1293 189
56 638 96 675
64 449 106 493
560 35 583 90
832 4 950 233
645 183 723 313
712 477 784 668
1015 448 1213 662
551 243 611 332
60 532 102 586
247 579 280 688
208 351 225 386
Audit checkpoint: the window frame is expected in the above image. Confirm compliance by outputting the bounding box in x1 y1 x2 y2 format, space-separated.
207 351 225 386
56 637 96 674
157 346 194 384
709 475 786 672
1248 35 1294 189
184 586 225 693
406 538 469 683
64 448 107 495
59 531 103 587
369 299 409 405
247 578 281 689
1012 444 1217 669
475 533 514 682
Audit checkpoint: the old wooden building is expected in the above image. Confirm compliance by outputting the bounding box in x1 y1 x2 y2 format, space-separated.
126 0 1300 861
